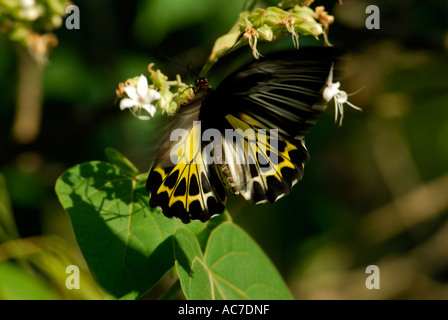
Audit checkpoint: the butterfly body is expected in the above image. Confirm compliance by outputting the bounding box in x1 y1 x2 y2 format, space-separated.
147 47 338 223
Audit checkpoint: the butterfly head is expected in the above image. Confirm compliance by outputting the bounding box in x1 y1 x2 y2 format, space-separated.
194 77 210 90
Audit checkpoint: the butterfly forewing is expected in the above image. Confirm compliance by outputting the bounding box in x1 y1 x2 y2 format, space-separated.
202 48 337 138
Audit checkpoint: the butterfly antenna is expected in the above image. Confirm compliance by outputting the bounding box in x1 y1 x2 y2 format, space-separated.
152 48 194 75
191 61 200 77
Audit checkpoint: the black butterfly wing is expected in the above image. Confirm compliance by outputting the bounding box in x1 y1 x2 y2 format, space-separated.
146 90 227 223
148 47 337 223
218 114 310 204
202 47 337 137
199 47 337 204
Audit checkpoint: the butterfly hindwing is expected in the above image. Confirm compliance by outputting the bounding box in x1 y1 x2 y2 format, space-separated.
148 162 226 223
147 92 226 223
222 114 309 203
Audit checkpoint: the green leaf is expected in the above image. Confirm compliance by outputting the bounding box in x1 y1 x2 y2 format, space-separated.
174 222 292 300
104 147 139 177
55 160 224 299
173 228 214 300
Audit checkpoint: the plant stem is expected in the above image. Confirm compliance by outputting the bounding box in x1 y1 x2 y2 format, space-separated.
12 46 43 144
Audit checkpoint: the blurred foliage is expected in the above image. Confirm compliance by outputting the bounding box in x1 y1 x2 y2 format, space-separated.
0 0 70 62
1 0 448 299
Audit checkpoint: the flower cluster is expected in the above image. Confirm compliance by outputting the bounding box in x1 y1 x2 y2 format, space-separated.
116 64 194 120
203 3 332 73
0 0 71 63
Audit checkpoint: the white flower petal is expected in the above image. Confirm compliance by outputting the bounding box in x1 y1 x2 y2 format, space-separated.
323 87 333 102
149 105 157 117
345 100 363 111
141 103 157 117
134 114 152 120
336 91 348 103
137 75 148 97
147 88 161 102
326 63 334 84
119 98 136 110
129 108 151 120
123 86 138 101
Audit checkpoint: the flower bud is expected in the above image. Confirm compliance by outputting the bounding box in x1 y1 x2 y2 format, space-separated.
257 24 273 41
157 88 174 112
149 69 168 91
248 8 266 28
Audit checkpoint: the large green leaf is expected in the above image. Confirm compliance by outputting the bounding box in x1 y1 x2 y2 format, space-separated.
55 151 226 299
174 228 215 300
174 222 293 300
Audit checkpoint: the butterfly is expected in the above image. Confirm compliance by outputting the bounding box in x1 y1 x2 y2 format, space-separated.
146 47 338 223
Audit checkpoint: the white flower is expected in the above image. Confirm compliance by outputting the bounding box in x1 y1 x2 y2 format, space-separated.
323 63 362 126
20 0 35 8
19 0 41 21
120 75 160 120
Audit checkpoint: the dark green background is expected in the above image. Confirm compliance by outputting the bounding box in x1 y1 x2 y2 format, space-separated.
1 0 448 299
